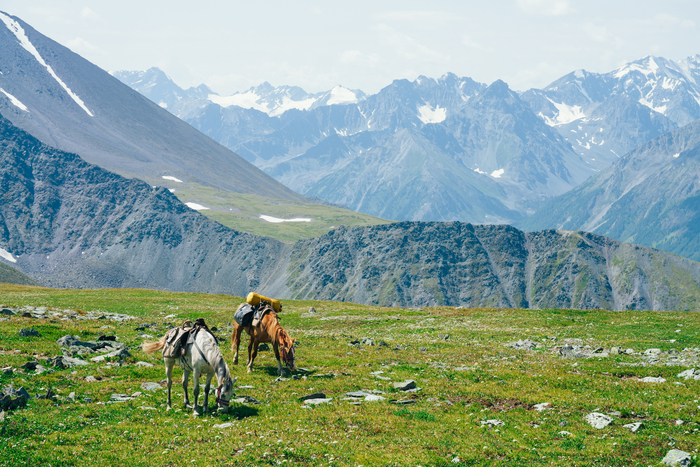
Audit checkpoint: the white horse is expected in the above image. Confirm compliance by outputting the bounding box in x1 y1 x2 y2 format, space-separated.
143 327 236 416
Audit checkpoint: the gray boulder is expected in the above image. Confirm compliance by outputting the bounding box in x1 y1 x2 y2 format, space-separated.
18 328 40 337
677 369 700 380
505 339 538 350
48 355 89 369
662 449 692 466
299 393 326 402
90 348 131 363
639 376 666 383
623 422 643 433
559 345 588 358
140 382 161 391
393 380 417 391
585 412 613 429
234 395 261 404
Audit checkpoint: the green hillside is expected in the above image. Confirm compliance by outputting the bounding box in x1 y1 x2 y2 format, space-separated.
168 181 392 243
1 284 698 466
0 262 39 286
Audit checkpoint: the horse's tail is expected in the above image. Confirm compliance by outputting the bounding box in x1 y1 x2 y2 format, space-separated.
142 336 166 354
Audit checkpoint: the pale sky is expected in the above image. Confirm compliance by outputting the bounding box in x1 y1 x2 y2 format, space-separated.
3 1 699 95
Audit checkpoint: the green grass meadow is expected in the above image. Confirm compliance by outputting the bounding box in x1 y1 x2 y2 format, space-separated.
0 284 699 466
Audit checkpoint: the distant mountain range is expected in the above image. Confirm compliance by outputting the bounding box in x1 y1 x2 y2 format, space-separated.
2 113 700 311
521 55 700 170
0 11 306 203
518 118 700 261
116 54 700 225
113 68 367 117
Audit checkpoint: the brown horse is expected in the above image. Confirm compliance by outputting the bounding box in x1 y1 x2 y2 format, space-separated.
231 304 296 375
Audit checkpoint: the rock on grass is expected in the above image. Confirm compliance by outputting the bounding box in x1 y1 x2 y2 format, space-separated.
662 449 692 466
585 412 613 429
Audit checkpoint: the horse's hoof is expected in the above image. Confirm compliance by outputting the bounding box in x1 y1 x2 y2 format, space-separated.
184 403 193 409
193 410 200 417
166 406 172 411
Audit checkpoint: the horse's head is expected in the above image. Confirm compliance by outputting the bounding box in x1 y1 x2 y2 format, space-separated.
216 375 237 411
278 329 296 372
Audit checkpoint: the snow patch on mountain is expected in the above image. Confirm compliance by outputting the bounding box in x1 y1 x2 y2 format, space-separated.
0 88 28 112
209 91 319 116
542 98 586 126
209 91 268 113
491 169 505 178
417 104 446 124
0 12 93 117
259 215 311 223
327 86 360 105
185 202 209 210
162 175 182 183
613 56 659 79
0 247 17 263
269 96 318 117
638 97 668 115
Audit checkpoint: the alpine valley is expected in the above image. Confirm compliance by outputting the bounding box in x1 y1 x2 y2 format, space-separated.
1 11 700 312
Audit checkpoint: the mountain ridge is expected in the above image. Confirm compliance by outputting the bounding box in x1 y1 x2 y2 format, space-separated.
2 113 700 311
0 11 307 203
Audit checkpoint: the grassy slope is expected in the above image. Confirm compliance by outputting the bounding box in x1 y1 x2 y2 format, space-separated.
0 284 699 466
166 181 391 243
0 263 40 286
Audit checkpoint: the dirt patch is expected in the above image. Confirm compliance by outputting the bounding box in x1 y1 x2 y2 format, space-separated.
467 397 532 412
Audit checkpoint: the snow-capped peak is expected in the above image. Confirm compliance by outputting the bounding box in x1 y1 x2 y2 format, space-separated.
0 12 93 117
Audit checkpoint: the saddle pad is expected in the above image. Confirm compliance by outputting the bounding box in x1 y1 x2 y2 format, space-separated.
234 303 255 327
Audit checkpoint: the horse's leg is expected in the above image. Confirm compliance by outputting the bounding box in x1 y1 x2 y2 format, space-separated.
232 324 243 365
165 358 173 411
182 369 192 409
203 373 213 414
273 342 283 376
192 368 201 417
247 341 259 374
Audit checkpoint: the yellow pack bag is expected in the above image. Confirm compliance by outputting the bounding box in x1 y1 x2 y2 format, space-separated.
246 292 282 313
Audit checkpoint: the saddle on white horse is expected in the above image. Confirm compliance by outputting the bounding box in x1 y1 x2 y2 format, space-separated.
163 319 218 360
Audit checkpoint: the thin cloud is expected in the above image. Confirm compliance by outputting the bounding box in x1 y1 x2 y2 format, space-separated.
66 37 101 53
80 7 101 22
372 10 460 22
462 36 493 52
341 50 381 65
515 0 573 16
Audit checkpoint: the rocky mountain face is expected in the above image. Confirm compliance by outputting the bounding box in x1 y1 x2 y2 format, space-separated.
3 114 699 311
521 55 700 170
287 222 700 311
518 118 700 262
0 11 305 202
0 115 286 293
